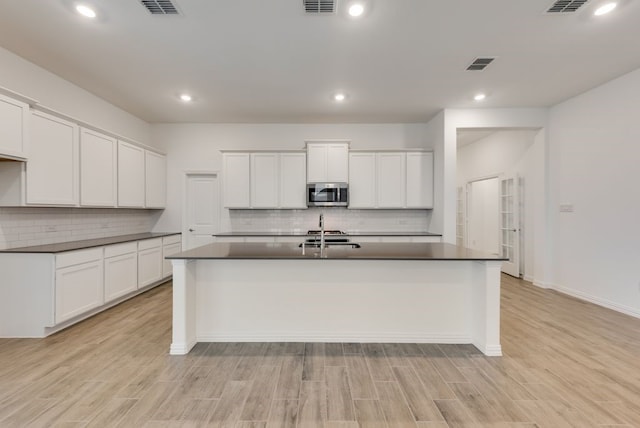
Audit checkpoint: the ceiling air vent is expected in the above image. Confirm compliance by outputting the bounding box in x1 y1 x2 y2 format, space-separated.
303 0 336 14
546 0 589 13
466 57 495 72
140 0 180 15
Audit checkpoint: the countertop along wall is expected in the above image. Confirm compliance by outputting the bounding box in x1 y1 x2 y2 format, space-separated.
150 123 438 235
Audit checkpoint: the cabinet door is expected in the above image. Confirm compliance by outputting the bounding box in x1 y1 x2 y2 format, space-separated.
251 153 279 208
27 111 78 205
348 152 376 208
0 93 28 159
406 152 434 208
376 153 406 208
138 246 163 288
145 151 166 208
162 242 182 278
80 128 116 207
55 260 103 324
306 144 326 183
223 153 251 208
117 141 145 207
104 252 138 302
327 144 349 182
280 153 307 208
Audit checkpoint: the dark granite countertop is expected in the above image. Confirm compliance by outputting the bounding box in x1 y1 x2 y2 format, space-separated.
0 232 181 254
167 242 504 261
213 231 442 237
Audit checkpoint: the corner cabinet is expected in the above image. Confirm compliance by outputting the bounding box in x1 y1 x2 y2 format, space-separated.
348 151 433 209
80 128 117 207
0 93 29 160
223 152 307 209
117 141 145 208
306 142 348 183
26 111 79 205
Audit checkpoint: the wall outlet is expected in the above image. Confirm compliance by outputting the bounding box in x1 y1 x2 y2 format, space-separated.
44 225 57 232
559 204 574 213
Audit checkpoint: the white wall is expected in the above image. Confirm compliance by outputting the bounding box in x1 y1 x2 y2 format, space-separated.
0 46 150 144
457 130 543 280
150 123 437 234
547 67 640 317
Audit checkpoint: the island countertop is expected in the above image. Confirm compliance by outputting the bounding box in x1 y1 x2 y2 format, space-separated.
167 242 505 261
213 231 442 237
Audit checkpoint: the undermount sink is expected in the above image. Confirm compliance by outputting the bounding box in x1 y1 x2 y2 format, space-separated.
298 242 361 249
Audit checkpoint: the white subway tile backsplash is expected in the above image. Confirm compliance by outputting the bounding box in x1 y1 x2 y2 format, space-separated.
0 208 156 250
228 208 431 233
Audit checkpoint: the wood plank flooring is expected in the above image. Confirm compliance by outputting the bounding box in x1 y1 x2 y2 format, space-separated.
1 274 640 427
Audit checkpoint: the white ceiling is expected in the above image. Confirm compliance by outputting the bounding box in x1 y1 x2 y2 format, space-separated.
0 0 639 124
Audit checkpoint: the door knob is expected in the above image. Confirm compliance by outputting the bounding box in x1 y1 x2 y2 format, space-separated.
189 228 194 232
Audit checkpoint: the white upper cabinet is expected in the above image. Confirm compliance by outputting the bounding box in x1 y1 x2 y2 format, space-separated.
406 152 434 208
251 153 279 208
145 151 166 208
117 141 145 208
80 128 117 207
306 142 348 183
348 152 377 208
223 152 251 208
223 151 308 209
348 150 434 210
279 152 307 209
26 111 79 206
0 93 28 160
377 152 406 208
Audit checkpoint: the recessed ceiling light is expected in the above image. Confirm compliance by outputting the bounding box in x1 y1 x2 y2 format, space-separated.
333 93 347 102
180 94 192 102
348 3 365 17
474 93 486 101
75 4 97 18
594 2 617 16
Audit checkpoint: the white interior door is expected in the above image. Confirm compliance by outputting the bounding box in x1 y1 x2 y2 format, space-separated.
500 175 520 277
185 173 220 250
467 177 500 256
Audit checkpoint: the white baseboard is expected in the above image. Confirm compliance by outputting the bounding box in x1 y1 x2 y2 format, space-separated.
549 283 640 319
480 344 502 357
523 275 534 283
533 280 552 289
170 339 197 355
197 332 472 344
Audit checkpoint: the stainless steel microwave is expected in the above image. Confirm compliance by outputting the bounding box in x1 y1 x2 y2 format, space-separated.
307 183 348 207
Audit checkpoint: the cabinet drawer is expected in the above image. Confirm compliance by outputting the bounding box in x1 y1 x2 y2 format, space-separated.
162 234 181 246
138 237 162 251
56 248 103 269
104 242 137 258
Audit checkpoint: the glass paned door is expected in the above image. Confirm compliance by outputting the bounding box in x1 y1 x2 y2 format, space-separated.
500 175 520 277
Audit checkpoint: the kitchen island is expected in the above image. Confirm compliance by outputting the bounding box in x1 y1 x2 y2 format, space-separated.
167 242 506 356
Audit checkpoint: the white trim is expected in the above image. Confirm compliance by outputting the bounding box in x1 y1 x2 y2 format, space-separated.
549 283 640 319
196 333 472 343
524 274 534 282
170 340 197 355
480 345 503 357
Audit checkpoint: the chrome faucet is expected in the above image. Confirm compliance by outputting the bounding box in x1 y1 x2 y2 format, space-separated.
319 213 325 257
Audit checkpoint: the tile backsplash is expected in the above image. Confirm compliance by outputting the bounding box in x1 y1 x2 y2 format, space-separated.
0 208 158 250
229 208 432 233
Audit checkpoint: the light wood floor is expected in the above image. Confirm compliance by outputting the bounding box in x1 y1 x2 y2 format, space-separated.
1 275 640 427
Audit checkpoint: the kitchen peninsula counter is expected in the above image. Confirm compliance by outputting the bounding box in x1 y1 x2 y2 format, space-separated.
168 242 505 357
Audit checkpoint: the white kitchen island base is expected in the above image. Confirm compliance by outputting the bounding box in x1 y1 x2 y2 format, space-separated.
170 254 503 356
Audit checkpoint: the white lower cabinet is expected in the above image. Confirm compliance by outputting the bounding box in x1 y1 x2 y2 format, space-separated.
162 234 182 278
0 234 180 338
138 238 163 288
104 242 138 302
55 249 104 324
